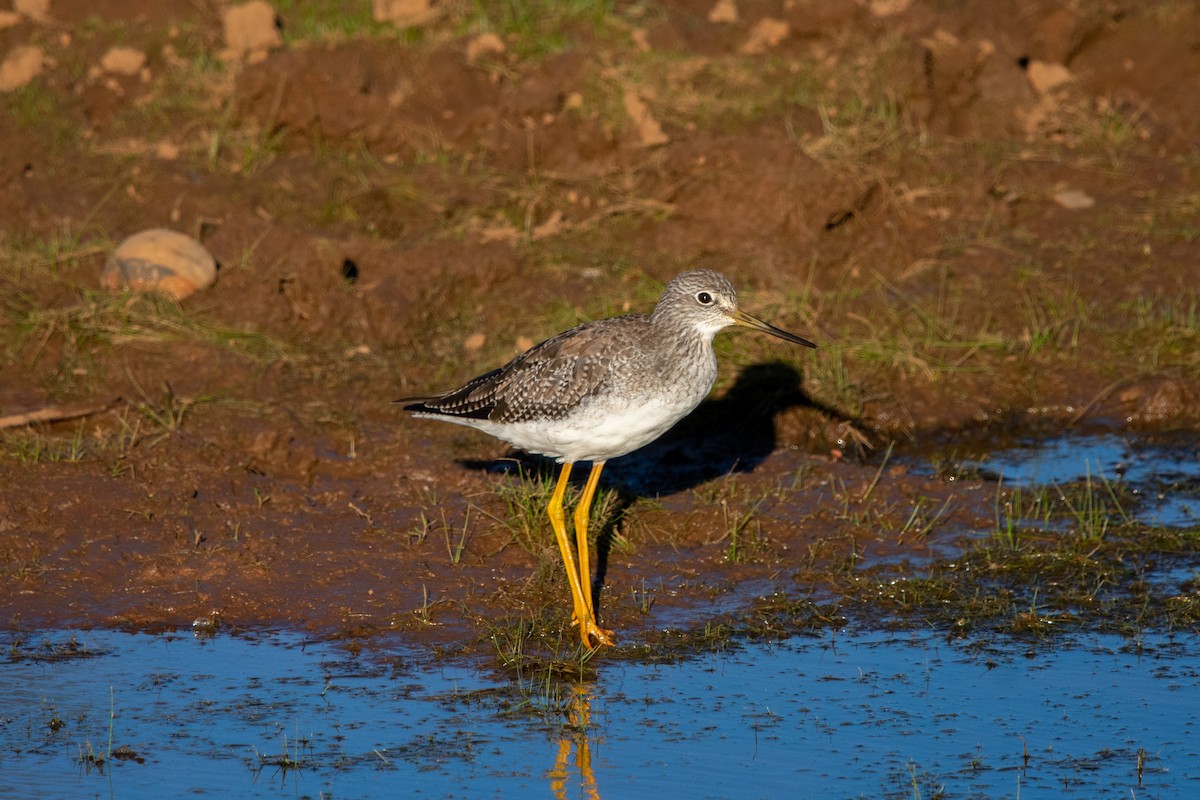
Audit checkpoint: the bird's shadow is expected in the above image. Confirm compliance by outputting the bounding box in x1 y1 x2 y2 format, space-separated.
457 361 837 618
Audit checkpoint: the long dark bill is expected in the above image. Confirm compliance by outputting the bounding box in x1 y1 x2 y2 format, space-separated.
731 309 817 349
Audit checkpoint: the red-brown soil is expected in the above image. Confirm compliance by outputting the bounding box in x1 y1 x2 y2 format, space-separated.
2 0 1197 649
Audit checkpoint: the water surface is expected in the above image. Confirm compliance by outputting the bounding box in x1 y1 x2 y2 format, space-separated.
941 431 1200 527
3 628 1197 799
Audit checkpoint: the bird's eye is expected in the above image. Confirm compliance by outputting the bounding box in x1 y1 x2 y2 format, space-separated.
696 291 713 305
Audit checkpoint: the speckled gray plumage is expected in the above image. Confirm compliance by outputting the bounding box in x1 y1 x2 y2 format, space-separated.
403 318 644 423
399 270 813 464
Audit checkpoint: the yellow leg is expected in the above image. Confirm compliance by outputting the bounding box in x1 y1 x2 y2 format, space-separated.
551 687 599 800
550 738 570 800
547 463 590 631
568 687 600 800
573 461 613 647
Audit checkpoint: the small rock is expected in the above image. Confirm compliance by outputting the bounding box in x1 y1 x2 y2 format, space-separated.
221 1 282 63
0 11 22 29
463 332 486 352
101 228 218 301
0 45 44 92
1052 189 1095 210
100 46 147 77
1026 60 1072 94
708 0 739 24
155 141 180 160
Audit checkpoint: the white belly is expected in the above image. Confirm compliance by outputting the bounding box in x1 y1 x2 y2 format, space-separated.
427 390 706 463
414 337 719 464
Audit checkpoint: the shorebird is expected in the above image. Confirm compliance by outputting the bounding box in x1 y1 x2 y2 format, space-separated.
398 270 816 647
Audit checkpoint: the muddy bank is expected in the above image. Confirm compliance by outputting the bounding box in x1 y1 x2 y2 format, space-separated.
2 0 1198 644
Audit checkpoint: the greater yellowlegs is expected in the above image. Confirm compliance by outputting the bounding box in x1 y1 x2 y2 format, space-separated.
398 270 816 647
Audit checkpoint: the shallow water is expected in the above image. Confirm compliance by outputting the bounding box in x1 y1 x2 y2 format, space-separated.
5 431 1198 799
3 627 1198 799
945 431 1200 527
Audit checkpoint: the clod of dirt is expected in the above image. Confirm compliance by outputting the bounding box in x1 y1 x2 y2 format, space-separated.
101 228 217 301
0 44 44 92
739 18 790 55
466 32 506 63
110 745 144 764
0 11 21 29
14 0 50 22
99 46 147 77
1052 189 1095 210
1025 60 1072 94
221 1 282 64
623 90 669 147
1115 377 1193 425
868 0 912 15
373 0 440 27
708 0 739 24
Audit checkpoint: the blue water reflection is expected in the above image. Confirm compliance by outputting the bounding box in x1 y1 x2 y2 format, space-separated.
2 628 1197 799
956 432 1200 527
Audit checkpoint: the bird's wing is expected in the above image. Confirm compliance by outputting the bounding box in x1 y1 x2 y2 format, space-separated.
401 316 643 424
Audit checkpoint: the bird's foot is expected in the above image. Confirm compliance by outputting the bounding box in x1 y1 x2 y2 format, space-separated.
572 615 615 648
585 621 615 649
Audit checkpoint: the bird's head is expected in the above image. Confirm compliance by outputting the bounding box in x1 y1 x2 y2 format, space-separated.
654 270 816 348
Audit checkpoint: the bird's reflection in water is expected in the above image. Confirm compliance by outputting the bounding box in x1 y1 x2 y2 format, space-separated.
548 685 600 800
